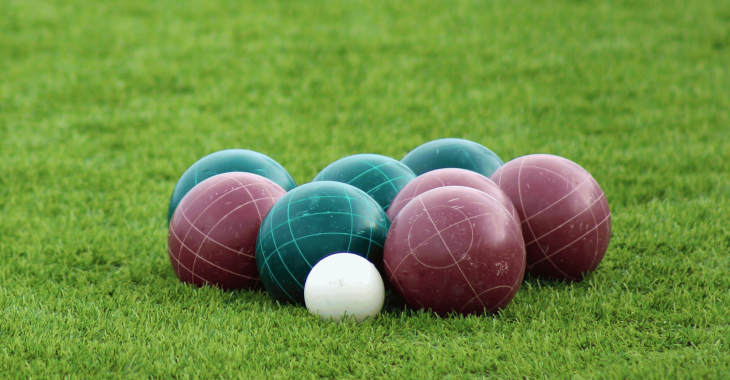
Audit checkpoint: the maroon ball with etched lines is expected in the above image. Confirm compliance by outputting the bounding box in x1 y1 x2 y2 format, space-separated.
490 154 611 280
383 186 525 316
167 172 286 290
387 168 520 224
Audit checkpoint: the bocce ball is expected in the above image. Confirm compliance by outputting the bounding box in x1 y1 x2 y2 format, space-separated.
490 154 611 280
387 168 520 224
384 186 525 316
168 172 286 289
256 181 390 305
313 154 416 212
304 253 385 324
401 138 504 177
168 149 296 223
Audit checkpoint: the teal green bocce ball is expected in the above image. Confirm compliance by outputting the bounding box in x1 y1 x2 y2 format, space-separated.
401 138 504 177
168 149 296 223
312 154 416 212
255 181 390 305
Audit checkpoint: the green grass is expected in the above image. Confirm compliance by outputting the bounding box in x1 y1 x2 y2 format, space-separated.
1 0 729 378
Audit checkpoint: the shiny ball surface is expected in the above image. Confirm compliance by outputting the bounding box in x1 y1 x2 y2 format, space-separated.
490 154 611 280
168 172 286 289
313 154 416 212
387 168 519 223
256 181 390 305
401 138 504 177
168 149 296 223
304 253 385 324
384 186 525 316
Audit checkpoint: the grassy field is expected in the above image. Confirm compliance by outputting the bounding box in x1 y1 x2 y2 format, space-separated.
2 0 729 378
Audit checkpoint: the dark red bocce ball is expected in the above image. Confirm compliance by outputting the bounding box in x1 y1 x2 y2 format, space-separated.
168 172 286 290
490 154 611 280
387 168 520 224
384 186 525 316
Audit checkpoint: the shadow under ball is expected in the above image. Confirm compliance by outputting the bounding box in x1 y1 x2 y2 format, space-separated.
490 154 611 281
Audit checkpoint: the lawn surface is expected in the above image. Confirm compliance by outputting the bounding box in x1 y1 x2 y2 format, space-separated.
2 0 730 378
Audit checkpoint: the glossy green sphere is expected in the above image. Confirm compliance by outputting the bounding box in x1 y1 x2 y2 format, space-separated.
312 154 416 212
255 181 390 305
167 149 296 223
401 138 504 177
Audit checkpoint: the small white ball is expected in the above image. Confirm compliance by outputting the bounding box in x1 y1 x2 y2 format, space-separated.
304 253 385 324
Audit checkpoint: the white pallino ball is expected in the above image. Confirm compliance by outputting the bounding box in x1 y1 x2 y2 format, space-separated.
304 253 385 324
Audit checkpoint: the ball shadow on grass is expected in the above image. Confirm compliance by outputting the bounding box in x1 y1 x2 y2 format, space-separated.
380 270 600 319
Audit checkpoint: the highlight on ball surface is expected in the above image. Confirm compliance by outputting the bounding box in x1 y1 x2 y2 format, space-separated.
384 186 526 316
401 138 504 178
304 253 385 324
168 172 287 290
313 153 417 213
255 181 390 305
490 154 611 280
167 149 296 224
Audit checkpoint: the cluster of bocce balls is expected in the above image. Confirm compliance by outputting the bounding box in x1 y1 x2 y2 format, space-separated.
167 138 611 323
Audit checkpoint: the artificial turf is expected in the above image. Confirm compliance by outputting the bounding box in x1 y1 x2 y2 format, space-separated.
1 0 729 378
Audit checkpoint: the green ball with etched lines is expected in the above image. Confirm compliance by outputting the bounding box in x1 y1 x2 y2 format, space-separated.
255 181 390 305
312 154 416 213
167 149 297 224
401 138 504 177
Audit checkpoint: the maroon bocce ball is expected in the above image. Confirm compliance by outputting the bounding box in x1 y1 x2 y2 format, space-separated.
490 154 611 280
168 172 286 289
384 186 525 316
387 168 520 224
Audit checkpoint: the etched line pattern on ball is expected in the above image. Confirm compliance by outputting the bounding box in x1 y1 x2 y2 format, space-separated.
420 200 523 313
285 187 312 270
391 210 501 274
170 178 277 286
188 183 276 282
334 160 411 211
257 188 386 303
170 175 236 283
528 212 611 267
406 206 475 269
175 184 275 259
233 176 263 221
523 195 606 246
516 157 572 279
169 218 260 280
520 156 610 275
391 189 523 276
261 188 302 300
508 156 611 279
418 198 486 310
173 182 278 283
352 160 400 192
520 176 593 224
258 206 386 268
342 184 355 253
172 174 233 278
389 176 446 212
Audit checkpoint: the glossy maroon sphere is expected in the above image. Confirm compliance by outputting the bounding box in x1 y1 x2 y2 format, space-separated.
384 186 525 316
168 172 286 289
387 168 520 224
490 154 611 280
